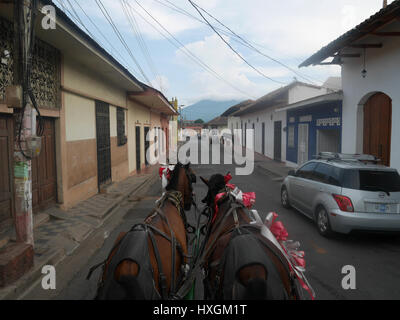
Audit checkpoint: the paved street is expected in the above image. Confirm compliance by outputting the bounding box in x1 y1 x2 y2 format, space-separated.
53 142 400 300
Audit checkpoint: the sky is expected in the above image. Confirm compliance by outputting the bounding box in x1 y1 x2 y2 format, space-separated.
54 0 395 106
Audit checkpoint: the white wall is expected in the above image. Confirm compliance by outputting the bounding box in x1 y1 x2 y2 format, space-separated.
341 23 400 171
64 93 95 142
288 85 327 104
237 84 328 161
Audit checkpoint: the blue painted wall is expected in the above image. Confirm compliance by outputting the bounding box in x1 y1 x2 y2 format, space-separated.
286 101 342 164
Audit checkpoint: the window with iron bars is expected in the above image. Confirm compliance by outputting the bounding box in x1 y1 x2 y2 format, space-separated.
117 107 127 146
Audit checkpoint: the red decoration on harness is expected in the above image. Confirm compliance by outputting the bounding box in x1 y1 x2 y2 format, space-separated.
226 183 235 190
270 221 289 241
159 167 171 180
224 173 232 184
242 192 256 209
212 192 227 223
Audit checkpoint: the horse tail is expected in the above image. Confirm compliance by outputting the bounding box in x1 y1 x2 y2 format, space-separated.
243 278 268 300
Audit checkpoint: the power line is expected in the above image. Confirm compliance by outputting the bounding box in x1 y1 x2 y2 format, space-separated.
127 0 257 99
94 0 151 85
71 0 132 69
188 0 323 85
157 0 326 86
188 0 287 86
120 0 162 91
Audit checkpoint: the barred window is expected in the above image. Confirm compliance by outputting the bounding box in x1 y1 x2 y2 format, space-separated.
117 107 126 146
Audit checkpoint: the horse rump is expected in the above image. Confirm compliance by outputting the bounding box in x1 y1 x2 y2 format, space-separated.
95 227 159 300
221 230 288 300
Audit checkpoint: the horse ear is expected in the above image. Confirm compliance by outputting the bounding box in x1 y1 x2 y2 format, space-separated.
200 176 209 186
184 162 190 169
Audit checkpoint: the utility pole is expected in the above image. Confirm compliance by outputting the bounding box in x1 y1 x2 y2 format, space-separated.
13 0 36 245
0 0 36 289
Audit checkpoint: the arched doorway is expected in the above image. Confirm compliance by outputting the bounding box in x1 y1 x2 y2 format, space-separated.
363 93 392 166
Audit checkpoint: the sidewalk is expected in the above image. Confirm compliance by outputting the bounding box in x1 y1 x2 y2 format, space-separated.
0 166 159 300
253 151 294 181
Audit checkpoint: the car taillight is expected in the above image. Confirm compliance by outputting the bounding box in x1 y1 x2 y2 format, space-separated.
332 194 354 212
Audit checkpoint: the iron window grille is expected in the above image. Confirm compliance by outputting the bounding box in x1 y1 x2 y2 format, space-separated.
117 107 127 146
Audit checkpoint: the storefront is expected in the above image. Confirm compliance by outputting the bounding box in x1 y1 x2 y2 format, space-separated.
279 92 343 166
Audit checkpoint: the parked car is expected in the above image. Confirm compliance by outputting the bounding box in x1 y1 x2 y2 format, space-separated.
281 153 400 237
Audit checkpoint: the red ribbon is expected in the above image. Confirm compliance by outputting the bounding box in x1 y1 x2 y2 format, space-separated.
242 192 256 209
159 167 171 180
270 221 289 241
224 173 232 184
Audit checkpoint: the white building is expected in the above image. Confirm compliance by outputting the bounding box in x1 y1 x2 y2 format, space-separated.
300 1 400 171
222 100 253 142
234 81 329 161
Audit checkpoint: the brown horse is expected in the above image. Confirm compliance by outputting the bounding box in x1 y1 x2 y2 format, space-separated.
92 162 196 300
200 174 304 300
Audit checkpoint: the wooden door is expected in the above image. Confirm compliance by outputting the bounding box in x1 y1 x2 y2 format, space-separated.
274 121 282 161
363 93 392 166
136 126 141 172
95 101 111 187
32 118 57 213
0 115 14 231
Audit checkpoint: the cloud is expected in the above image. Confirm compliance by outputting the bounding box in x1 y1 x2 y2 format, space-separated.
175 34 286 102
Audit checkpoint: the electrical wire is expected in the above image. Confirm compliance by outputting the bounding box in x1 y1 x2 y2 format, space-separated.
156 0 337 88
70 0 132 69
188 0 287 85
120 0 162 91
187 0 323 86
94 0 152 85
127 0 257 99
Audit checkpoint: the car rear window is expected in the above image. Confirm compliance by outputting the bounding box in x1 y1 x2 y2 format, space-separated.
341 169 400 192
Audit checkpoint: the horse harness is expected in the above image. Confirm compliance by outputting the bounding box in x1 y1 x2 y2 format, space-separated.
200 191 301 299
89 190 192 300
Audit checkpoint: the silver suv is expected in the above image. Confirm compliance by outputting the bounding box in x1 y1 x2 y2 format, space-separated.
281 153 400 237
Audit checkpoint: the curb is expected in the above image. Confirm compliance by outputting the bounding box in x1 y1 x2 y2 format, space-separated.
0 171 158 300
255 164 285 180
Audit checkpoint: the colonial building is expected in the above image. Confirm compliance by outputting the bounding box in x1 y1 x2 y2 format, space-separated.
300 0 400 170
234 81 329 161
276 91 343 167
0 0 177 243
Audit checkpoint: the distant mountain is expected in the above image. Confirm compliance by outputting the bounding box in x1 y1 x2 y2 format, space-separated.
181 99 240 123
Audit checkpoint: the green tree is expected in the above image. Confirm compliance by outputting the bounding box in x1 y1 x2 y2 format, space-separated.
194 119 204 124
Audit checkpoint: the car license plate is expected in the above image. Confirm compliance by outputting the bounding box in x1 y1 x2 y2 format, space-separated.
375 204 390 213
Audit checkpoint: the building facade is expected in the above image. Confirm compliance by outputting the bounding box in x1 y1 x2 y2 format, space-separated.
300 1 400 170
235 82 328 161
277 93 343 167
0 1 177 243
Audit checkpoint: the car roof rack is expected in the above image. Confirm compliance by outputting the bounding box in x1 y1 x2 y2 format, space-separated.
315 152 381 164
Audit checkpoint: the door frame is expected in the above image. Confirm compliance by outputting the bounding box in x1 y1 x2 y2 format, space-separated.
136 126 141 172
95 100 112 188
363 92 392 166
0 114 14 231
297 123 309 165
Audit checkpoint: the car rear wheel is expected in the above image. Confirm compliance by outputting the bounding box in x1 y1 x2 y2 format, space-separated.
316 206 333 237
281 186 291 209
